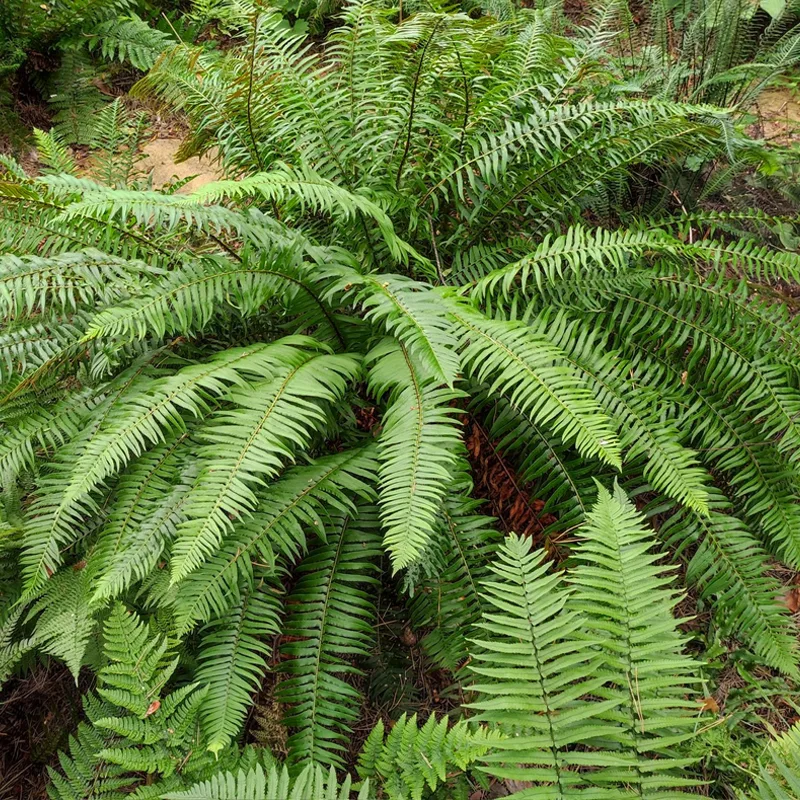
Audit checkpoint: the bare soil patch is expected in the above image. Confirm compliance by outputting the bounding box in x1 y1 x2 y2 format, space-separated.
139 137 221 192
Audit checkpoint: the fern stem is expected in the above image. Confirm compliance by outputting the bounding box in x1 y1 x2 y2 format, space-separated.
395 17 445 189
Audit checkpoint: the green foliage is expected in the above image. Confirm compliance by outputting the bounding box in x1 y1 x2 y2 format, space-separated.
164 763 371 800
47 603 213 799
1 2 799 798
469 486 701 796
195 570 282 755
278 510 381 769
0 0 173 143
357 713 498 800
750 724 800 800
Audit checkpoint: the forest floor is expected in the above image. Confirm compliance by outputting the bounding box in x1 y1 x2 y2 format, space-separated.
753 86 800 145
138 137 220 191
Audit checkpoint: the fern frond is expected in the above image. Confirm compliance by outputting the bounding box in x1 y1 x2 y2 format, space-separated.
90 437 194 603
170 349 359 582
32 128 77 176
449 298 622 468
468 533 617 791
750 723 800 800
20 342 288 594
278 509 381 769
0 249 158 318
534 309 711 513
336 271 459 386
569 484 701 787
357 714 499 800
173 447 377 632
192 164 410 261
28 566 95 680
409 486 501 671
367 338 464 571
470 485 704 795
163 763 370 800
82 251 315 344
88 15 174 71
195 572 282 754
662 490 799 676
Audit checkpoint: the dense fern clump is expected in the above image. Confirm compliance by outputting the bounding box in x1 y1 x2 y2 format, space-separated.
2 0 800 796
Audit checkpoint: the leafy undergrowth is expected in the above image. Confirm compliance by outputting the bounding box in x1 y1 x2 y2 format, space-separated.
3 0 800 798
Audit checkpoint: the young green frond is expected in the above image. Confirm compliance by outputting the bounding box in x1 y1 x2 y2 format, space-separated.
468 533 616 792
470 485 702 795
47 603 210 798
357 714 499 800
569 484 701 786
367 338 464 571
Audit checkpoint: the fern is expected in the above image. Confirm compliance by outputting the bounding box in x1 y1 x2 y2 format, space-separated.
88 15 174 71
2 5 799 796
367 338 464 570
278 509 381 769
749 724 800 800
195 571 282 754
172 446 377 631
469 485 701 795
357 713 499 800
163 763 371 800
47 603 213 799
170 348 359 581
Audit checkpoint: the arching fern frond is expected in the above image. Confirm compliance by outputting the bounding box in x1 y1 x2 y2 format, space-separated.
662 492 799 677
20 342 291 594
367 338 464 571
173 446 377 632
449 298 622 468
82 252 311 344
409 485 501 671
88 14 174 71
336 272 458 386
170 349 360 582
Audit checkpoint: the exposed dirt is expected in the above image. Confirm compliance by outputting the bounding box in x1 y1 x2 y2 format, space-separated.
138 138 221 192
0 664 86 800
752 87 800 146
